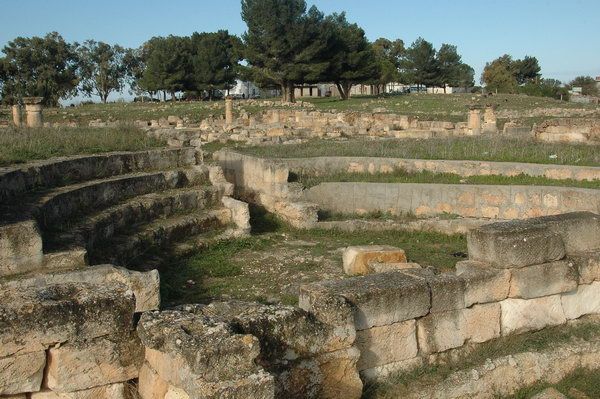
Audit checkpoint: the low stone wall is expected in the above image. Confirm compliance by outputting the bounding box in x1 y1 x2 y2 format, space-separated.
2 210 600 398
281 156 600 182
303 182 600 219
214 150 318 228
300 212 600 383
535 118 600 144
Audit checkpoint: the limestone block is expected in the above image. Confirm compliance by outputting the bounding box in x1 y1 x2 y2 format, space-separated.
464 303 501 343
367 262 421 274
0 220 44 277
137 310 261 384
456 260 510 306
355 320 417 371
569 251 600 284
342 245 407 276
221 197 251 234
509 261 578 299
138 362 168 399
427 273 465 313
561 282 600 320
417 309 466 354
198 301 347 360
0 351 45 395
298 284 356 349
536 212 600 254
0 281 135 358
165 386 190 399
30 383 130 398
300 271 430 330
467 219 565 268
3 264 159 313
500 296 566 335
314 347 362 399
46 332 143 392
358 357 423 382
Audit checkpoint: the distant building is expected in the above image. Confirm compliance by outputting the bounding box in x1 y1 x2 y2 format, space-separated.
228 80 280 98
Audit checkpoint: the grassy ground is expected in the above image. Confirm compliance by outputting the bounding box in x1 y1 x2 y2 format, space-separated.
506 368 600 399
0 126 165 166
294 169 600 190
364 319 600 399
160 207 466 307
240 136 600 166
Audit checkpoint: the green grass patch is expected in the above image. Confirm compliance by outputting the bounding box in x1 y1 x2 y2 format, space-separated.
294 169 600 190
0 125 165 166
160 208 466 307
364 320 600 399
239 136 600 166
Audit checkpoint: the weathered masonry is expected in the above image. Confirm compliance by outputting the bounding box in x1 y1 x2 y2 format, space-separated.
1 148 600 398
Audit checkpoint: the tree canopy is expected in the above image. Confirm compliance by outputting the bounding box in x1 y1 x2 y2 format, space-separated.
569 76 598 96
481 54 542 92
77 40 130 103
0 32 79 106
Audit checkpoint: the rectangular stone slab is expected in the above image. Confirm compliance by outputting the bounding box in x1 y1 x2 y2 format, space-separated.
0 281 135 358
300 271 430 330
0 351 45 395
509 261 578 299
467 219 565 268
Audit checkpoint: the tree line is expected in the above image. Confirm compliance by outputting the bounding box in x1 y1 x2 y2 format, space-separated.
481 54 598 99
0 0 478 105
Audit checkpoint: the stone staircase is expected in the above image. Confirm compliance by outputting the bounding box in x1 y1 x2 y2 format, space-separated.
0 147 249 278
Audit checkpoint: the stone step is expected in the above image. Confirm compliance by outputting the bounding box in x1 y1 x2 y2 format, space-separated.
90 209 231 268
44 186 222 254
0 147 198 204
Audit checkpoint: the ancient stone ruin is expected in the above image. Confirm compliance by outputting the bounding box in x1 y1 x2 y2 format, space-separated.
0 140 599 398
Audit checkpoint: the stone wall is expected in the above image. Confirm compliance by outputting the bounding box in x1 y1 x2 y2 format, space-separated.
214 150 318 228
299 212 600 382
303 182 600 219
281 156 600 182
535 118 600 144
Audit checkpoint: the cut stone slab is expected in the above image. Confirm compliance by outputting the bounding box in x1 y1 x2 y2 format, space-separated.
368 262 421 274
467 219 565 268
355 320 417 371
569 251 600 285
0 351 45 395
464 303 501 343
535 212 600 254
0 220 43 277
427 273 465 313
509 261 578 299
456 260 510 306
314 347 362 399
197 301 346 361
46 332 143 392
2 264 159 313
561 282 600 320
342 245 407 276
138 362 168 399
417 309 466 354
0 281 135 358
298 283 356 348
137 309 261 384
500 296 567 335
29 383 130 398
221 197 251 234
300 271 430 330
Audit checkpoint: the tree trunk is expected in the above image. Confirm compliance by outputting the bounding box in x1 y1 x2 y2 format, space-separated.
281 82 295 103
336 82 352 100
162 91 166 102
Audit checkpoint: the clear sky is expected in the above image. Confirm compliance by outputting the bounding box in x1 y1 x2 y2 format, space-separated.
1 0 599 85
